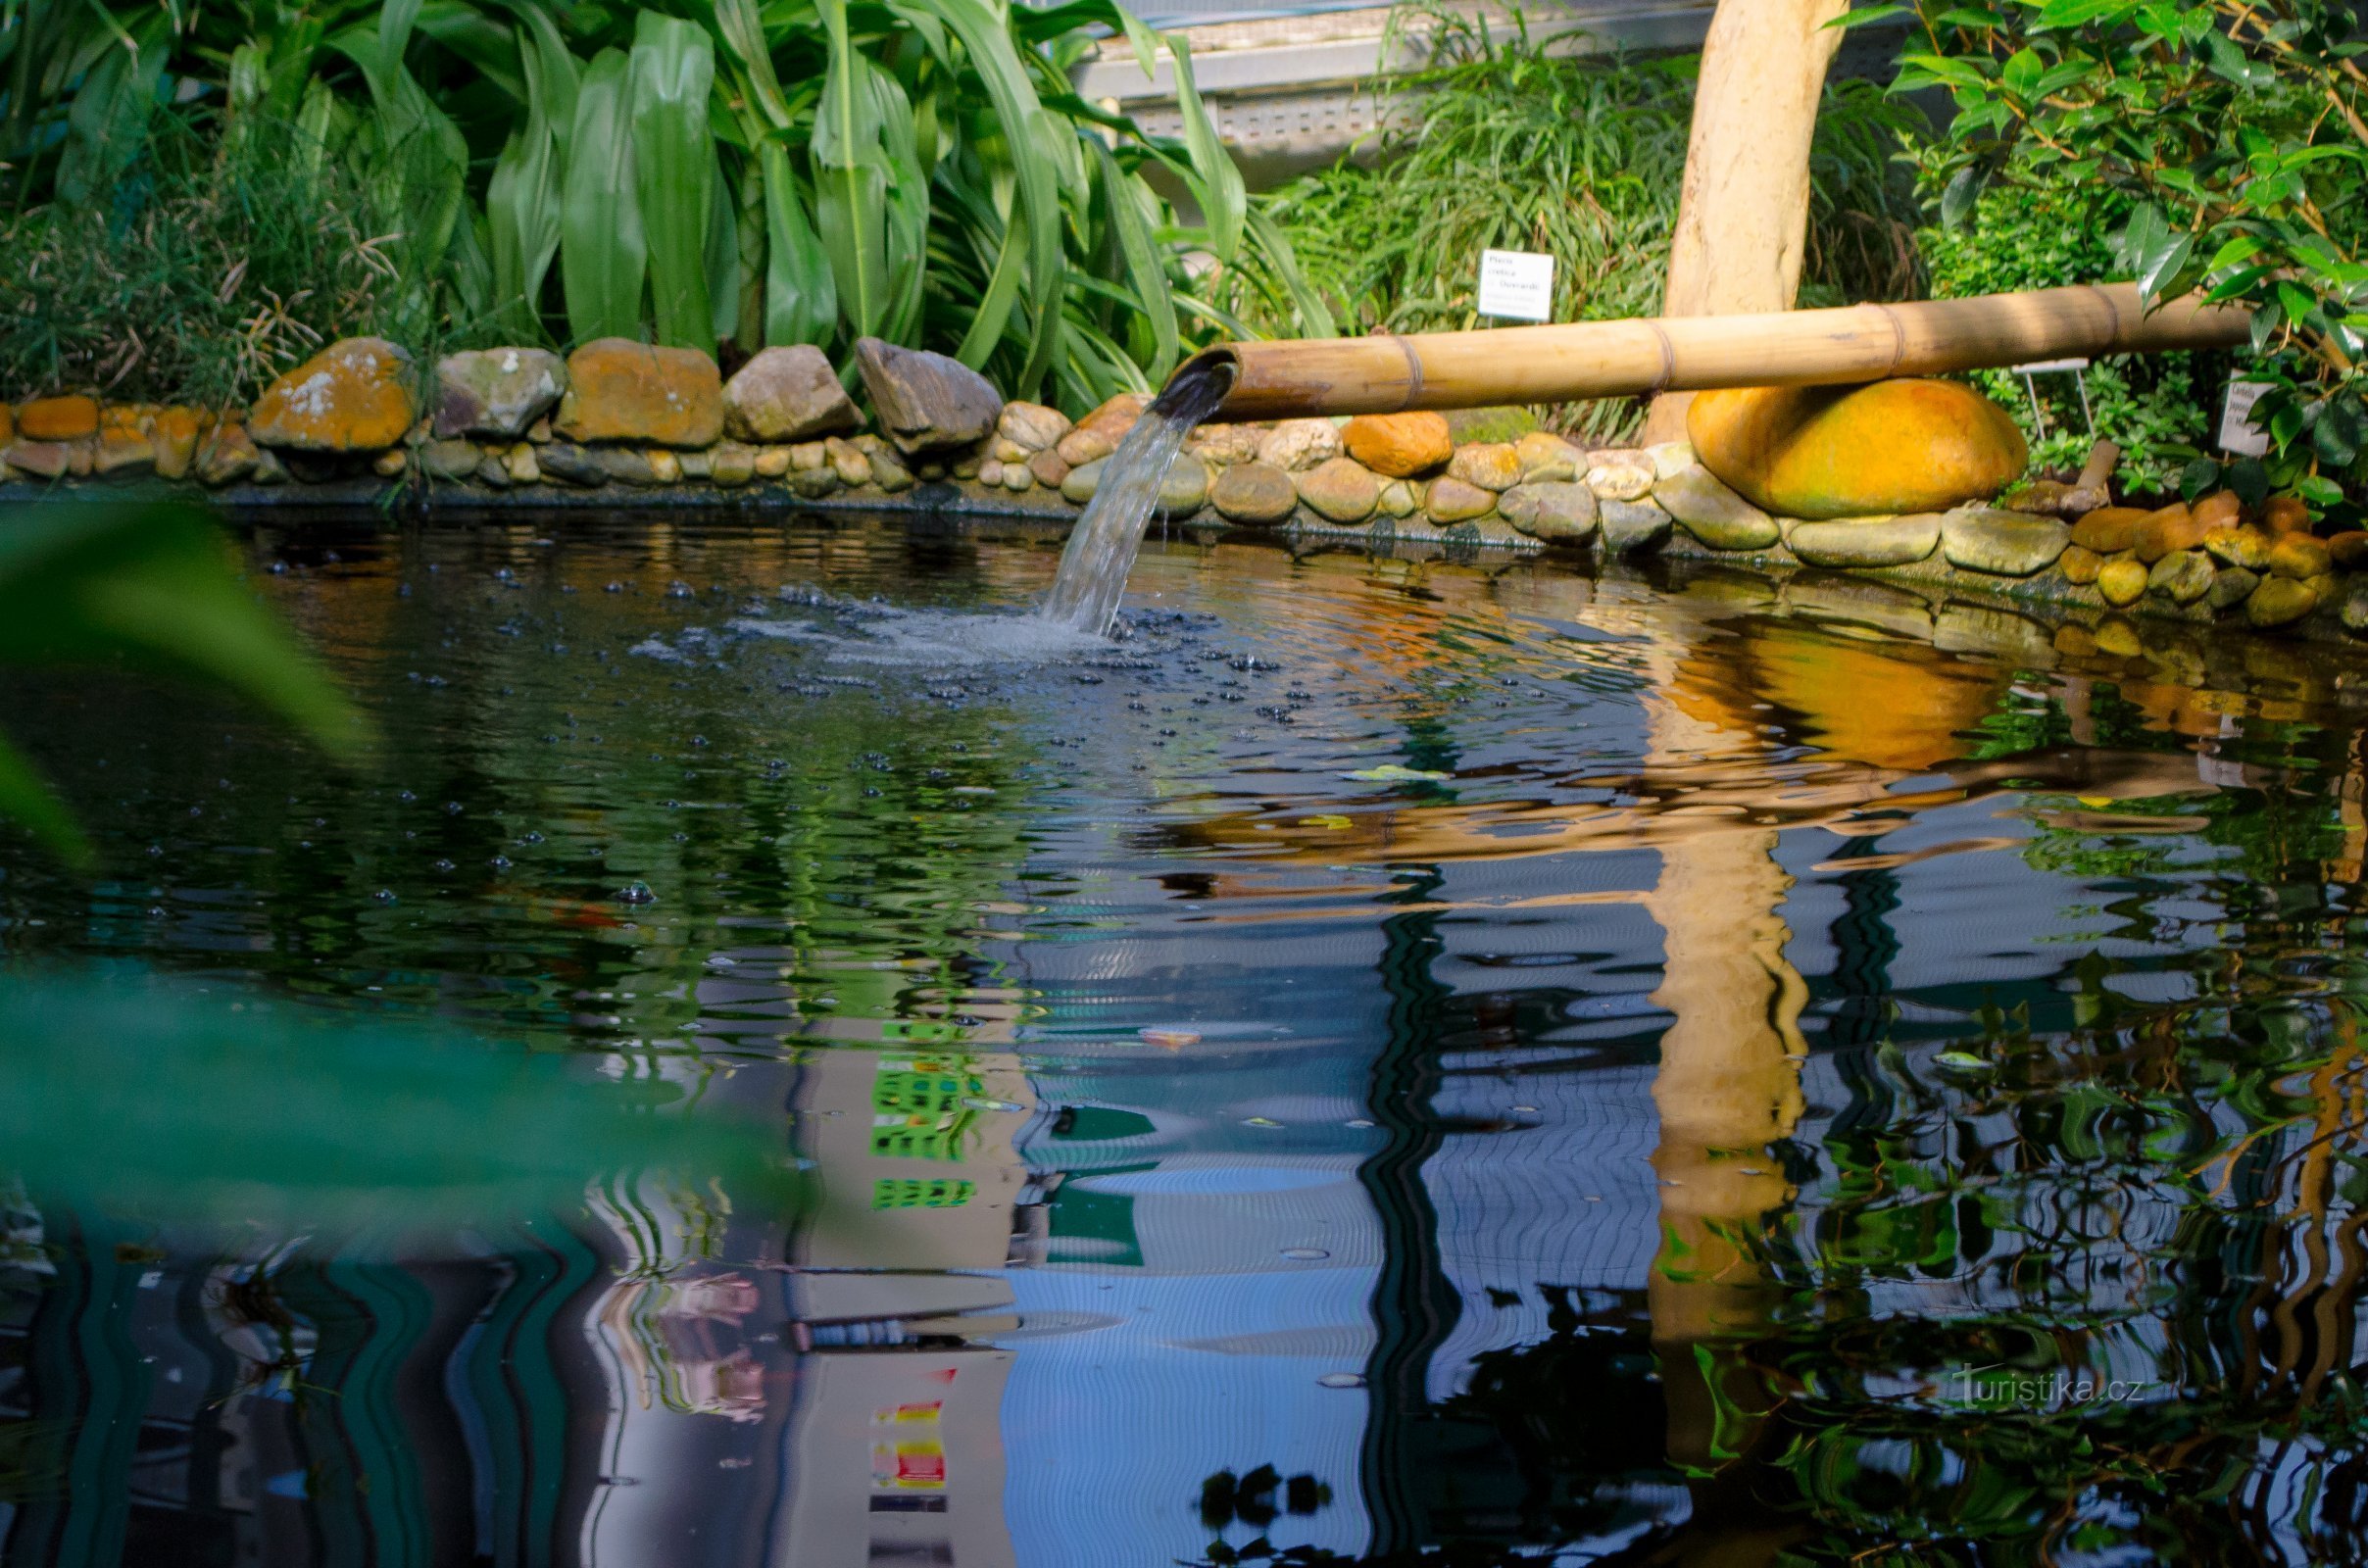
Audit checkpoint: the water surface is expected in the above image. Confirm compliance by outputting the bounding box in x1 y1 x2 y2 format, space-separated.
1 513 2365 1566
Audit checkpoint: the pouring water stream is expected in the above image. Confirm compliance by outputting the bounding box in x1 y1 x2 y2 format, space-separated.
1035 360 1237 635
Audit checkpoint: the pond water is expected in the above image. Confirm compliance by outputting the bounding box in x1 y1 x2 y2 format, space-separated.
1 512 2366 1566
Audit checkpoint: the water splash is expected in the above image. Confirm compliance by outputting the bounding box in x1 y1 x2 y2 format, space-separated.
1036 358 1237 635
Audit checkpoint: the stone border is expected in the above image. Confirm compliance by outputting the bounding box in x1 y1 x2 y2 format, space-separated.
9 333 2366 641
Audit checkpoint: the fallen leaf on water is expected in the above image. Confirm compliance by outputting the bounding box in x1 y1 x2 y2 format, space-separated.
1299 814 1353 829
1934 1051 1994 1073
1141 1027 1201 1050
1345 764 1453 783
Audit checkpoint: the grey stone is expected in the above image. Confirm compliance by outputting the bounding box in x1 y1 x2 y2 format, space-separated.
1940 507 2072 577
433 347 566 440
1498 481 1601 543
1655 464 1777 550
724 345 861 443
1295 457 1381 523
996 401 1070 452
789 466 839 499
1257 418 1341 472
1159 453 1211 518
853 337 1002 454
419 438 482 481
1584 451 1655 503
1377 479 1419 518
1211 461 1297 524
1787 513 1941 568
1599 498 1674 556
537 442 614 486
1061 457 1107 505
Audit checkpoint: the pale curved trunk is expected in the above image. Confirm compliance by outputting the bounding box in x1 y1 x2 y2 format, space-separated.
1642 0 1850 445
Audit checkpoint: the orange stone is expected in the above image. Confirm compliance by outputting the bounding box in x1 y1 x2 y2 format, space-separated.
1078 392 1148 439
2262 495 2312 535
554 338 723 448
2131 504 2206 564
2329 529 2368 568
152 407 203 480
2070 507 2146 555
0 404 12 444
1342 412 1453 478
2268 533 2333 580
1687 379 2027 520
250 338 419 451
2192 489 2243 530
18 395 98 441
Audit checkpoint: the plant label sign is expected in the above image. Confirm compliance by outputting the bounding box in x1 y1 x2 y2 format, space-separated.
2220 379 2272 457
1478 250 1554 323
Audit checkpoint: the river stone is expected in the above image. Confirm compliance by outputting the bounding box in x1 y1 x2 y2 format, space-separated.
2146 549 2217 606
93 425 154 476
1061 457 1107 505
250 448 288 485
1600 497 1674 555
2071 507 2146 555
2269 533 2334 579
1002 463 1031 493
1941 508 2071 577
535 443 610 486
1584 450 1655 502
849 337 996 454
2247 575 2319 626
1447 442 1522 492
151 407 201 480
2193 489 2243 531
4 440 73 478
17 395 98 442
1078 392 1148 439
2208 565 2259 611
1424 475 1496 523
195 422 259 486
2263 496 2312 535
1258 418 1342 472
2329 529 2368 568
1297 457 1381 523
1027 450 1070 490
2097 557 2148 607
2203 524 2273 569
1377 479 1419 518
1647 440 1696 480
1443 406 1537 445
1056 425 1116 467
1343 412 1453 477
1187 422 1263 466
1498 481 1600 543
251 337 419 451
2132 504 2206 564
1211 460 1297 524
1687 379 2027 519
996 400 1070 452
2057 545 2104 585
434 348 565 440
1513 430 1584 481
419 438 482 481
710 442 757 487
1160 453 1211 517
789 441 827 470
824 435 871 487
1655 464 1777 550
870 449 914 492
1786 513 1940 567
555 339 722 448
721 345 860 443
2341 579 2368 634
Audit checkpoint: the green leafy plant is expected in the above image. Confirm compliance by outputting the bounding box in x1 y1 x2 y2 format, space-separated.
1881 0 2368 510
1919 181 2217 490
0 501 365 865
1219 6 1927 443
1 0 1316 414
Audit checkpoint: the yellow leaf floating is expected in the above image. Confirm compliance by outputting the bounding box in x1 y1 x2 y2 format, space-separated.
1344 764 1453 783
1299 814 1353 829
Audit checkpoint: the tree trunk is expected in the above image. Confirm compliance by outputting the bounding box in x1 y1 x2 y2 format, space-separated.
1641 0 1850 445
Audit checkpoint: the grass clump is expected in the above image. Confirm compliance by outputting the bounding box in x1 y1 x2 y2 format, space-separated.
0 115 440 411
1220 7 1927 444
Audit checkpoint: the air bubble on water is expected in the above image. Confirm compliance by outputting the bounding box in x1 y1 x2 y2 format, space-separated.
1316 1373 1365 1390
373 890 398 905
432 858 455 872
616 881 658 906
1281 1248 1330 1261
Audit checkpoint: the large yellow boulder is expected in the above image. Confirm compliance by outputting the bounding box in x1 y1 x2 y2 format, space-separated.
1687 380 2027 521
250 338 419 451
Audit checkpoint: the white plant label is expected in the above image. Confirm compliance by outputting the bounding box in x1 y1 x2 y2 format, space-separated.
1477 249 1555 323
2220 378 2272 457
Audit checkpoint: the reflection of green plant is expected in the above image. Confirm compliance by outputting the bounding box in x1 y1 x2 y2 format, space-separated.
0 502 364 865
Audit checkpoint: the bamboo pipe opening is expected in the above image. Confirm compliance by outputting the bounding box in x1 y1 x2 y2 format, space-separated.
1179 283 2251 423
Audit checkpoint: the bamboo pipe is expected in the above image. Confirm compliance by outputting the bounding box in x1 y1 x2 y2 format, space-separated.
1182 282 2250 421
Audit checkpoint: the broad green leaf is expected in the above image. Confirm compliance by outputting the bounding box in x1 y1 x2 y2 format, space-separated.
629 11 717 355
1091 138 1178 379
1169 37 1243 262
562 49 649 343
761 140 838 348
56 35 165 207
873 64 932 344
812 0 892 339
1246 206 1338 339
488 121 562 338
708 144 743 346
2035 0 2139 26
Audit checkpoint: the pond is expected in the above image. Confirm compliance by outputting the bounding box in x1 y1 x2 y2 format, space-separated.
0 512 2363 1566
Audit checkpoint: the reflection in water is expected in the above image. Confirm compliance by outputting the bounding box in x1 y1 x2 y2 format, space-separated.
1 517 2367 1563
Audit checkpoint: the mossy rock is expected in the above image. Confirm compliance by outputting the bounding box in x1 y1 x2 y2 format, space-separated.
1688 380 2027 521
1442 406 1539 446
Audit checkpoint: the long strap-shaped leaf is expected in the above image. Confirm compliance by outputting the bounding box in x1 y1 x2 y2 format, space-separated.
1168 35 1243 263
812 0 890 340
760 140 837 348
1090 136 1179 380
562 48 648 343
921 0 1064 398
629 11 716 354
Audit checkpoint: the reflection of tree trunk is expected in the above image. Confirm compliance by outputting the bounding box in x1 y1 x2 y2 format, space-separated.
1641 0 1850 445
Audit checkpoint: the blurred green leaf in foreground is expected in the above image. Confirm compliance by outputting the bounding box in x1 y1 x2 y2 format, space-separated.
0 971 807 1244
0 500 367 865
